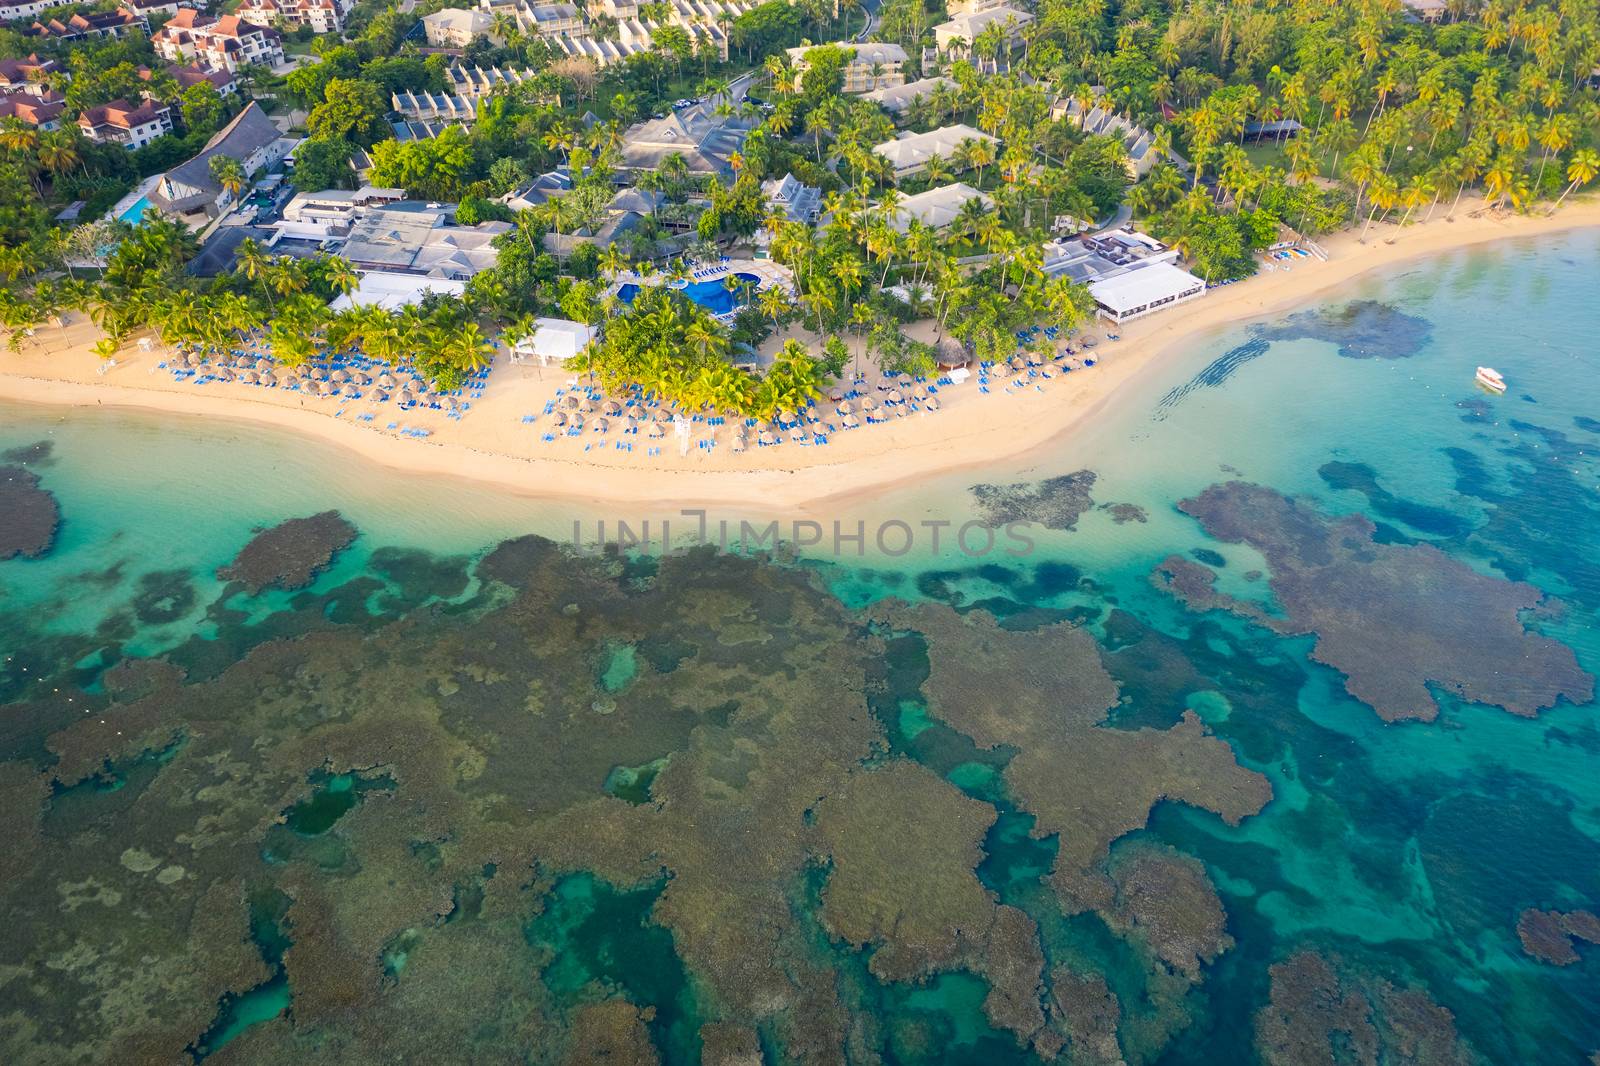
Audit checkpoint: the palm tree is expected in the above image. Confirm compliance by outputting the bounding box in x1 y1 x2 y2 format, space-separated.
1550 149 1599 213
209 155 247 202
319 255 359 298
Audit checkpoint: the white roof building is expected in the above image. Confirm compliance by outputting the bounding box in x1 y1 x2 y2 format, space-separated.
509 318 598 365
329 271 467 311
1088 262 1205 324
889 182 991 232
872 123 995 177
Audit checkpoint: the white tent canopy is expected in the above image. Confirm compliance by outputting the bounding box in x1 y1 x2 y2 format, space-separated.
329 271 466 311
509 318 598 366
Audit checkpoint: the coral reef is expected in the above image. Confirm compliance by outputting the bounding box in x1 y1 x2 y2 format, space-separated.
216 511 358 593
1516 909 1600 966
970 471 1100 531
0 463 60 560
1153 482 1593 722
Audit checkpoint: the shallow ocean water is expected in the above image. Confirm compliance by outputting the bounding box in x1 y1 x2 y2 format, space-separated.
3 231 1599 1064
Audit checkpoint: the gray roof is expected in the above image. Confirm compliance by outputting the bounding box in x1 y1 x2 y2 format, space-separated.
152 102 282 212
619 98 756 175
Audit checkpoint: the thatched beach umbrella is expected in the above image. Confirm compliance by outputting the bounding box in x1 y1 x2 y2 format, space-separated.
1007 356 1026 371
371 389 389 403
647 421 665 438
342 384 360 399
330 369 350 384
731 434 746 453
562 394 580 410
578 398 596 414
623 417 638 434
788 426 805 443
568 413 585 430
601 399 621 416
234 355 253 369
805 409 823 424
860 396 877 411
925 396 940 411
261 371 279 388
896 373 913 387
354 372 372 386
842 413 860 428
592 417 609 434
1041 366 1058 379
624 403 644 420
758 429 776 446
242 370 260 384
551 410 567 426
777 410 797 426
377 372 397 389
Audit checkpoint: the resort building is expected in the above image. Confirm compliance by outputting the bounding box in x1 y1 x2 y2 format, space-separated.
861 76 954 121
24 9 147 42
77 98 174 149
1400 0 1447 20
278 186 406 233
236 0 355 34
944 0 1010 15
421 8 497 47
154 12 285 73
338 203 510 280
0 0 62 22
543 186 668 256
785 41 908 94
147 102 293 221
761 173 821 225
1053 94 1162 178
0 54 62 93
124 0 188 16
328 271 467 311
933 7 1031 70
1088 263 1206 324
0 89 65 129
392 91 479 124
508 318 598 366
390 118 470 142
872 124 995 179
479 0 585 36
1038 227 1206 323
888 183 992 233
500 170 574 212
447 64 540 99
618 98 755 177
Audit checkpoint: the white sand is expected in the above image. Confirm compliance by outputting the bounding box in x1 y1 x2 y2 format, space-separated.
3 197 1596 514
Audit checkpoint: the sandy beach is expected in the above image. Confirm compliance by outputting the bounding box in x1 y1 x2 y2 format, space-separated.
4 197 1597 515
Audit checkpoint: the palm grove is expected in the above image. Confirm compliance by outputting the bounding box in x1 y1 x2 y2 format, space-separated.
1 0 1597 414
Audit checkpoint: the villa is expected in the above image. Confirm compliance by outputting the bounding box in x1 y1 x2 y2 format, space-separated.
148 63 238 97
153 12 285 73
236 0 355 34
24 9 147 42
147 103 293 221
933 7 1031 70
1053 95 1163 178
500 170 574 212
888 183 992 233
872 124 995 179
785 41 908 94
393 91 479 124
77 98 173 150
618 99 755 177
0 90 64 129
421 8 497 47
861 77 954 121
0 54 61 92
761 173 821 226
447 65 541 99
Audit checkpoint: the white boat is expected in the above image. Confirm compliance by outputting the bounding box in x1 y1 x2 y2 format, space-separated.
1475 366 1506 392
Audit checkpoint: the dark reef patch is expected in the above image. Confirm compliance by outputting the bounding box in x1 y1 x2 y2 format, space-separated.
1102 502 1148 525
1517 909 1600 966
0 464 61 560
1317 461 1471 538
217 511 358 593
130 569 198 625
970 470 1098 531
2 439 55 466
1257 299 1433 360
1152 481 1593 722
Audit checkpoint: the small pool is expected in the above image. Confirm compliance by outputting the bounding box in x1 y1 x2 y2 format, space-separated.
119 195 154 225
618 271 762 316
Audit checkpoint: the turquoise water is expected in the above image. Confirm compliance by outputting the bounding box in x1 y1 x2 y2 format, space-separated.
3 231 1599 1063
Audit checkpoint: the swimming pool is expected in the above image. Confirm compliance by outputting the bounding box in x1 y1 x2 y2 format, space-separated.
617 272 762 316
119 195 154 225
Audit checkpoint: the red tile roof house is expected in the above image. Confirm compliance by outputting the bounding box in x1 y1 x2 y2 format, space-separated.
153 11 285 73
24 9 147 42
237 0 354 34
0 54 63 94
140 63 238 98
78 98 175 150
0 90 66 130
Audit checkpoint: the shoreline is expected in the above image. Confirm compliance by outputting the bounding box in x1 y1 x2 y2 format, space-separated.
4 199 1598 515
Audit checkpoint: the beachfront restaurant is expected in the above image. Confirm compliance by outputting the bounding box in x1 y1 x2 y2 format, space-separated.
1088 262 1206 325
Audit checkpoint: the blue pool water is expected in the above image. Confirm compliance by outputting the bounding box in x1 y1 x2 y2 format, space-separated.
617 271 761 315
119 195 154 224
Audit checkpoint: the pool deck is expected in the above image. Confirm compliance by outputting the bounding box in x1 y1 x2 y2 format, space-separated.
105 175 163 225
608 259 796 319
